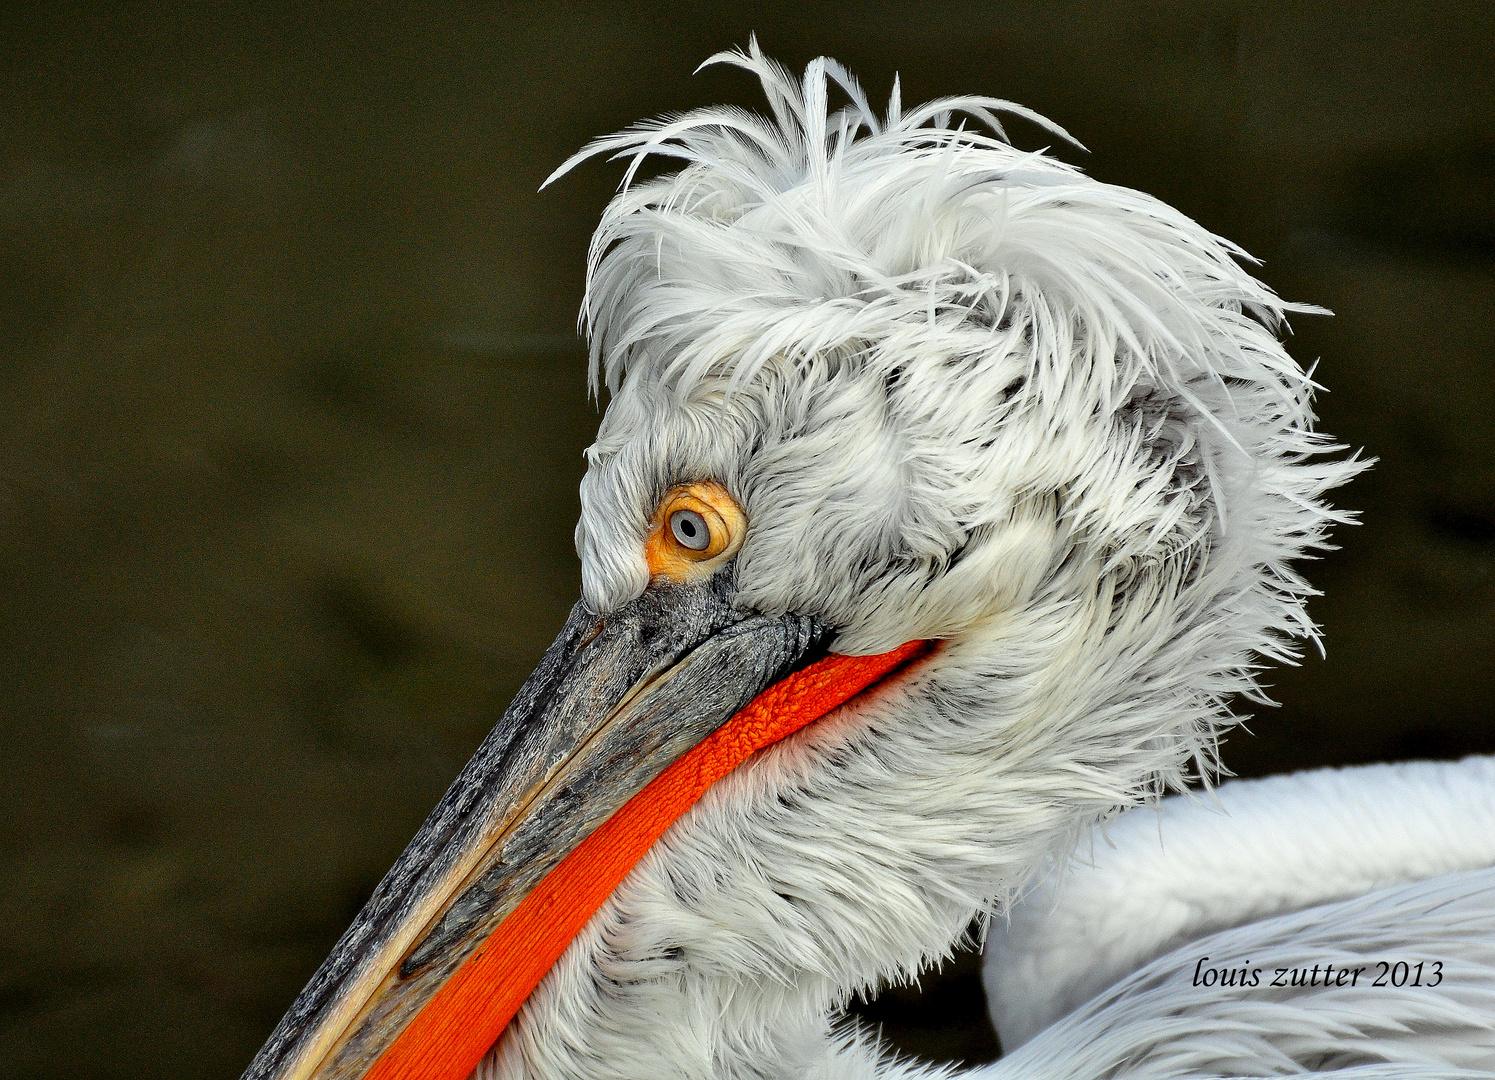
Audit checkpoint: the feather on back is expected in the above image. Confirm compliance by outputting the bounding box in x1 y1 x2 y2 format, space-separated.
986 756 1495 1052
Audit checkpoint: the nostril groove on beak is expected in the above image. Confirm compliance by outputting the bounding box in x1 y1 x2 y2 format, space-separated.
576 620 605 652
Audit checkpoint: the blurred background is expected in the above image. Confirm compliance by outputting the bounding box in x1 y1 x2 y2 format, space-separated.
0 2 1491 1077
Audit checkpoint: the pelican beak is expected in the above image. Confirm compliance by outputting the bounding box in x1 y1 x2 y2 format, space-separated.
243 571 831 1080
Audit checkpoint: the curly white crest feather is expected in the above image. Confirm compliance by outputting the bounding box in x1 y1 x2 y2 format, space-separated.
548 36 1361 733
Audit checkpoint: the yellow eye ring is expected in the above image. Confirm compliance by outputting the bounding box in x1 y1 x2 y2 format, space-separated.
645 481 745 582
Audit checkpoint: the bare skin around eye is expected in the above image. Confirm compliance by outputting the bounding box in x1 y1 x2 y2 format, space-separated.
645 481 746 583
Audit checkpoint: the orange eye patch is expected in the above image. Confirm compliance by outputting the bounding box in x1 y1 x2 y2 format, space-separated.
645 482 745 582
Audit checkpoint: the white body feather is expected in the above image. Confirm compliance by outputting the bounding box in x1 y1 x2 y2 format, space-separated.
984 867 1495 1080
987 756 1495 1051
464 44 1490 1080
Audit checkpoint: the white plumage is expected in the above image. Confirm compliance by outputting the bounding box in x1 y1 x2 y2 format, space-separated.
458 43 1495 1080
988 755 1495 1052
988 864 1495 1079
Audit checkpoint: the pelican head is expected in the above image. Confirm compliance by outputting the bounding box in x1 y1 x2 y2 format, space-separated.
246 43 1361 1080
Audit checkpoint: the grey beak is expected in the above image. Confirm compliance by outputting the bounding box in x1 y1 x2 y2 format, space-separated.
243 568 828 1080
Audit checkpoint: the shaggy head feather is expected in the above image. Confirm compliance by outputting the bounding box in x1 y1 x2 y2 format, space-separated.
482 42 1366 1080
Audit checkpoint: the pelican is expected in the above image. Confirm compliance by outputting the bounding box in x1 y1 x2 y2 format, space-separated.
243 43 1495 1080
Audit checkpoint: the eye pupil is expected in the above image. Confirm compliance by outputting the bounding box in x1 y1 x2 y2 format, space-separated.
669 509 711 551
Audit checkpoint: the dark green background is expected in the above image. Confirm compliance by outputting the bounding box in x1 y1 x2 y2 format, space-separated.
1 3 1491 1077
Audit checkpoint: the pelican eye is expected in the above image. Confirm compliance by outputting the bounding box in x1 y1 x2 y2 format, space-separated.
669 509 711 550
646 481 746 582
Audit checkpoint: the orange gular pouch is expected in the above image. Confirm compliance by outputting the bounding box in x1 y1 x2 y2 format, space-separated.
241 563 932 1080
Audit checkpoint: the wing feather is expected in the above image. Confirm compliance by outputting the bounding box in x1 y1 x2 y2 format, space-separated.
979 868 1495 1079
986 757 1495 1049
